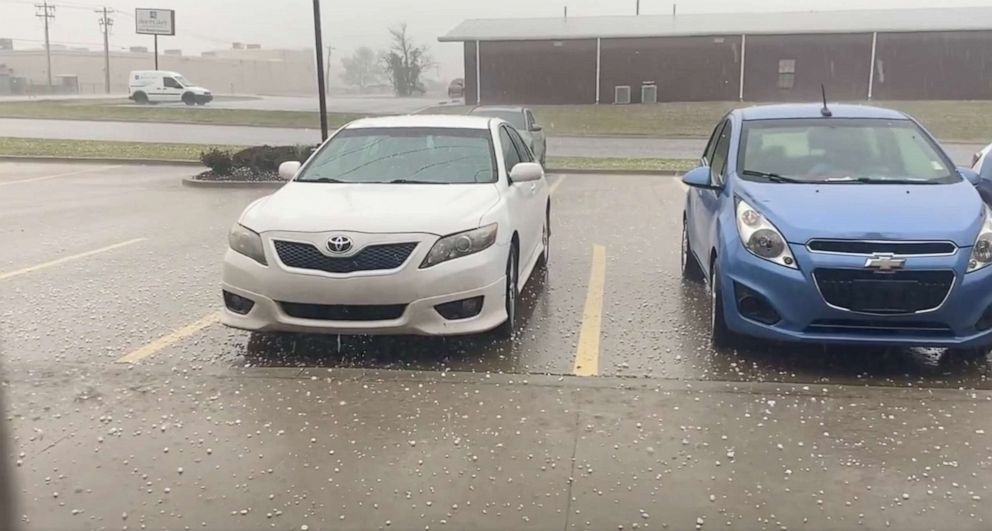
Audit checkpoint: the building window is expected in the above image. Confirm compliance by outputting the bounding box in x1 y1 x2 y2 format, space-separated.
778 59 796 89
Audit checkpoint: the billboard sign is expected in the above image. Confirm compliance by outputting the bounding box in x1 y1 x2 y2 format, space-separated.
135 9 175 36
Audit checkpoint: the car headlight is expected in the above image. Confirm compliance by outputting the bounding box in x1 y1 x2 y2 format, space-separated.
421 224 498 268
736 198 797 269
968 206 992 273
229 224 267 265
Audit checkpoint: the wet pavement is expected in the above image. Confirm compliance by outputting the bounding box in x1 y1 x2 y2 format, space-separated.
2 161 992 530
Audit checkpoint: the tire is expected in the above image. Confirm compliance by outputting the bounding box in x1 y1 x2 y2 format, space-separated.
495 245 519 339
538 209 550 268
133 92 148 105
196 100 206 106
681 218 705 282
710 261 738 349
182 93 196 106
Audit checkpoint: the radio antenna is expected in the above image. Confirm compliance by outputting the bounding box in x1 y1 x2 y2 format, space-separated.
820 84 832 117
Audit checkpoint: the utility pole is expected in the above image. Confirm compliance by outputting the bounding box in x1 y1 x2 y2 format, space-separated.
97 7 114 94
325 45 333 95
311 0 329 140
35 1 55 92
636 0 640 15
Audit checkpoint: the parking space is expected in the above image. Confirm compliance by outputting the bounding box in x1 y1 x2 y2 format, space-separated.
4 161 992 529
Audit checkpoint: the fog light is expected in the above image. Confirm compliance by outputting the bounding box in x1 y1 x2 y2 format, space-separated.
734 282 780 325
977 305 992 331
435 296 484 320
223 290 255 315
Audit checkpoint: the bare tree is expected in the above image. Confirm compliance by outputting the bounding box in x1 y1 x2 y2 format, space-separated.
382 24 431 97
341 47 384 91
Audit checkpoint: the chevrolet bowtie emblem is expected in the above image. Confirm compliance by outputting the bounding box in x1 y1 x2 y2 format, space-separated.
865 253 906 271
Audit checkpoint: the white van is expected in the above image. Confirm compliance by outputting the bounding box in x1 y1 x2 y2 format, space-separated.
128 70 213 105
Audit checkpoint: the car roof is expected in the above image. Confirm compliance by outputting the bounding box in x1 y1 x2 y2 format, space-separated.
345 114 495 130
738 103 909 121
471 106 526 113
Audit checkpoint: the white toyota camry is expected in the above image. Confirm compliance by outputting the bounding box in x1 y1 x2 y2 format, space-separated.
222 115 551 337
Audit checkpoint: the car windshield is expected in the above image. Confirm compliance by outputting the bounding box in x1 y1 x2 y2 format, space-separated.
175 75 192 87
739 118 957 184
470 109 526 129
296 127 495 184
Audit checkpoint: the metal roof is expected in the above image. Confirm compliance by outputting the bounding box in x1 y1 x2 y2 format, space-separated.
738 104 908 121
439 7 992 42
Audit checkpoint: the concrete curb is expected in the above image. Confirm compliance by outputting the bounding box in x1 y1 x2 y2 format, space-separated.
0 155 202 166
181 177 284 189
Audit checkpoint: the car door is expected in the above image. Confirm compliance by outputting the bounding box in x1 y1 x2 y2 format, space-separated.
525 109 546 162
698 120 733 278
162 76 183 102
687 120 725 263
507 126 547 266
498 125 538 268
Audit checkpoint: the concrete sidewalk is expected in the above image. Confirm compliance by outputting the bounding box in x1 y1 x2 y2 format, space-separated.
6 365 991 531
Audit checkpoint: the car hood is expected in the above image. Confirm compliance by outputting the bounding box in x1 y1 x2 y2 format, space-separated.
737 180 985 246
241 182 501 235
186 85 210 93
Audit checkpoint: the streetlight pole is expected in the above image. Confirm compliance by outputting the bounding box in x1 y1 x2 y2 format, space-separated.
312 0 329 141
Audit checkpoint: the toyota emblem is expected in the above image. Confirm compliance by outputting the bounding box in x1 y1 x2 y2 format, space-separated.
327 235 353 253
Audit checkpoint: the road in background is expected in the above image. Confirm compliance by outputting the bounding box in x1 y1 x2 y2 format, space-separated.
0 118 981 164
3 161 992 529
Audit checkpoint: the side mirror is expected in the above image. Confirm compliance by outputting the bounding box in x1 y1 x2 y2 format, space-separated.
510 162 544 183
530 123 543 132
278 161 302 180
958 166 981 186
682 166 720 190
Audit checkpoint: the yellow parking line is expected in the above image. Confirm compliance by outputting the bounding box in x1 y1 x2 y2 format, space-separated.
0 165 122 186
116 312 221 364
550 175 566 195
573 244 607 376
0 238 146 281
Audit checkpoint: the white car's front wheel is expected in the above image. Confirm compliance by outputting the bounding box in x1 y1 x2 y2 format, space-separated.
495 246 519 339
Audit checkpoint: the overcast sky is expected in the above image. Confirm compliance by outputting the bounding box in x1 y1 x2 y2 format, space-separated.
2 0 990 80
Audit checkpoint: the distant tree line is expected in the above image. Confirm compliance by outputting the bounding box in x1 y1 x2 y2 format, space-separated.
340 24 432 97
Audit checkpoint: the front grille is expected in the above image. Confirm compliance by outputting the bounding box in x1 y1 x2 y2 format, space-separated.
814 269 954 314
807 319 953 337
274 241 417 273
279 302 407 321
807 240 956 255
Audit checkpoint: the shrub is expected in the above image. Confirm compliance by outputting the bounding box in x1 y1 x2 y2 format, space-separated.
200 148 234 175
232 145 306 173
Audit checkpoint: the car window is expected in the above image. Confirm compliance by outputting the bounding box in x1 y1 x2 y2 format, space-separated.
709 121 732 184
702 121 723 165
163 77 182 89
525 110 537 130
499 126 522 172
506 127 534 163
298 127 496 184
738 118 956 183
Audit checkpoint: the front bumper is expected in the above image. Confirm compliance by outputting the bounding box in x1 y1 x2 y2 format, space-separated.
197 94 213 104
717 239 992 348
221 230 510 336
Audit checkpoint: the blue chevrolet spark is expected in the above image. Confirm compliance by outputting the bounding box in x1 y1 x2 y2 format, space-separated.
682 103 992 358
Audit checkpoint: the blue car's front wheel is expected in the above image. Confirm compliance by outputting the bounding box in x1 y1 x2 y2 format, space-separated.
710 261 739 349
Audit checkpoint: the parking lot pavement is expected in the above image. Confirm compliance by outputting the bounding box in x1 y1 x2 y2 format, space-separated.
3 161 992 529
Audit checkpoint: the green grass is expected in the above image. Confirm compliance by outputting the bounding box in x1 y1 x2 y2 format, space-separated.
424 101 992 142
0 137 244 161
0 99 364 129
3 98 992 142
0 137 689 172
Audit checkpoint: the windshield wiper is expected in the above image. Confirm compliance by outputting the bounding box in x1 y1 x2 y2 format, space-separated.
741 170 802 183
385 179 448 184
300 177 346 183
823 176 937 185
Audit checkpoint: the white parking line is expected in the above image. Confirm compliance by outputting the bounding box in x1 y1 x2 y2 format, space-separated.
0 165 121 186
0 238 146 281
116 312 221 364
550 175 566 195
